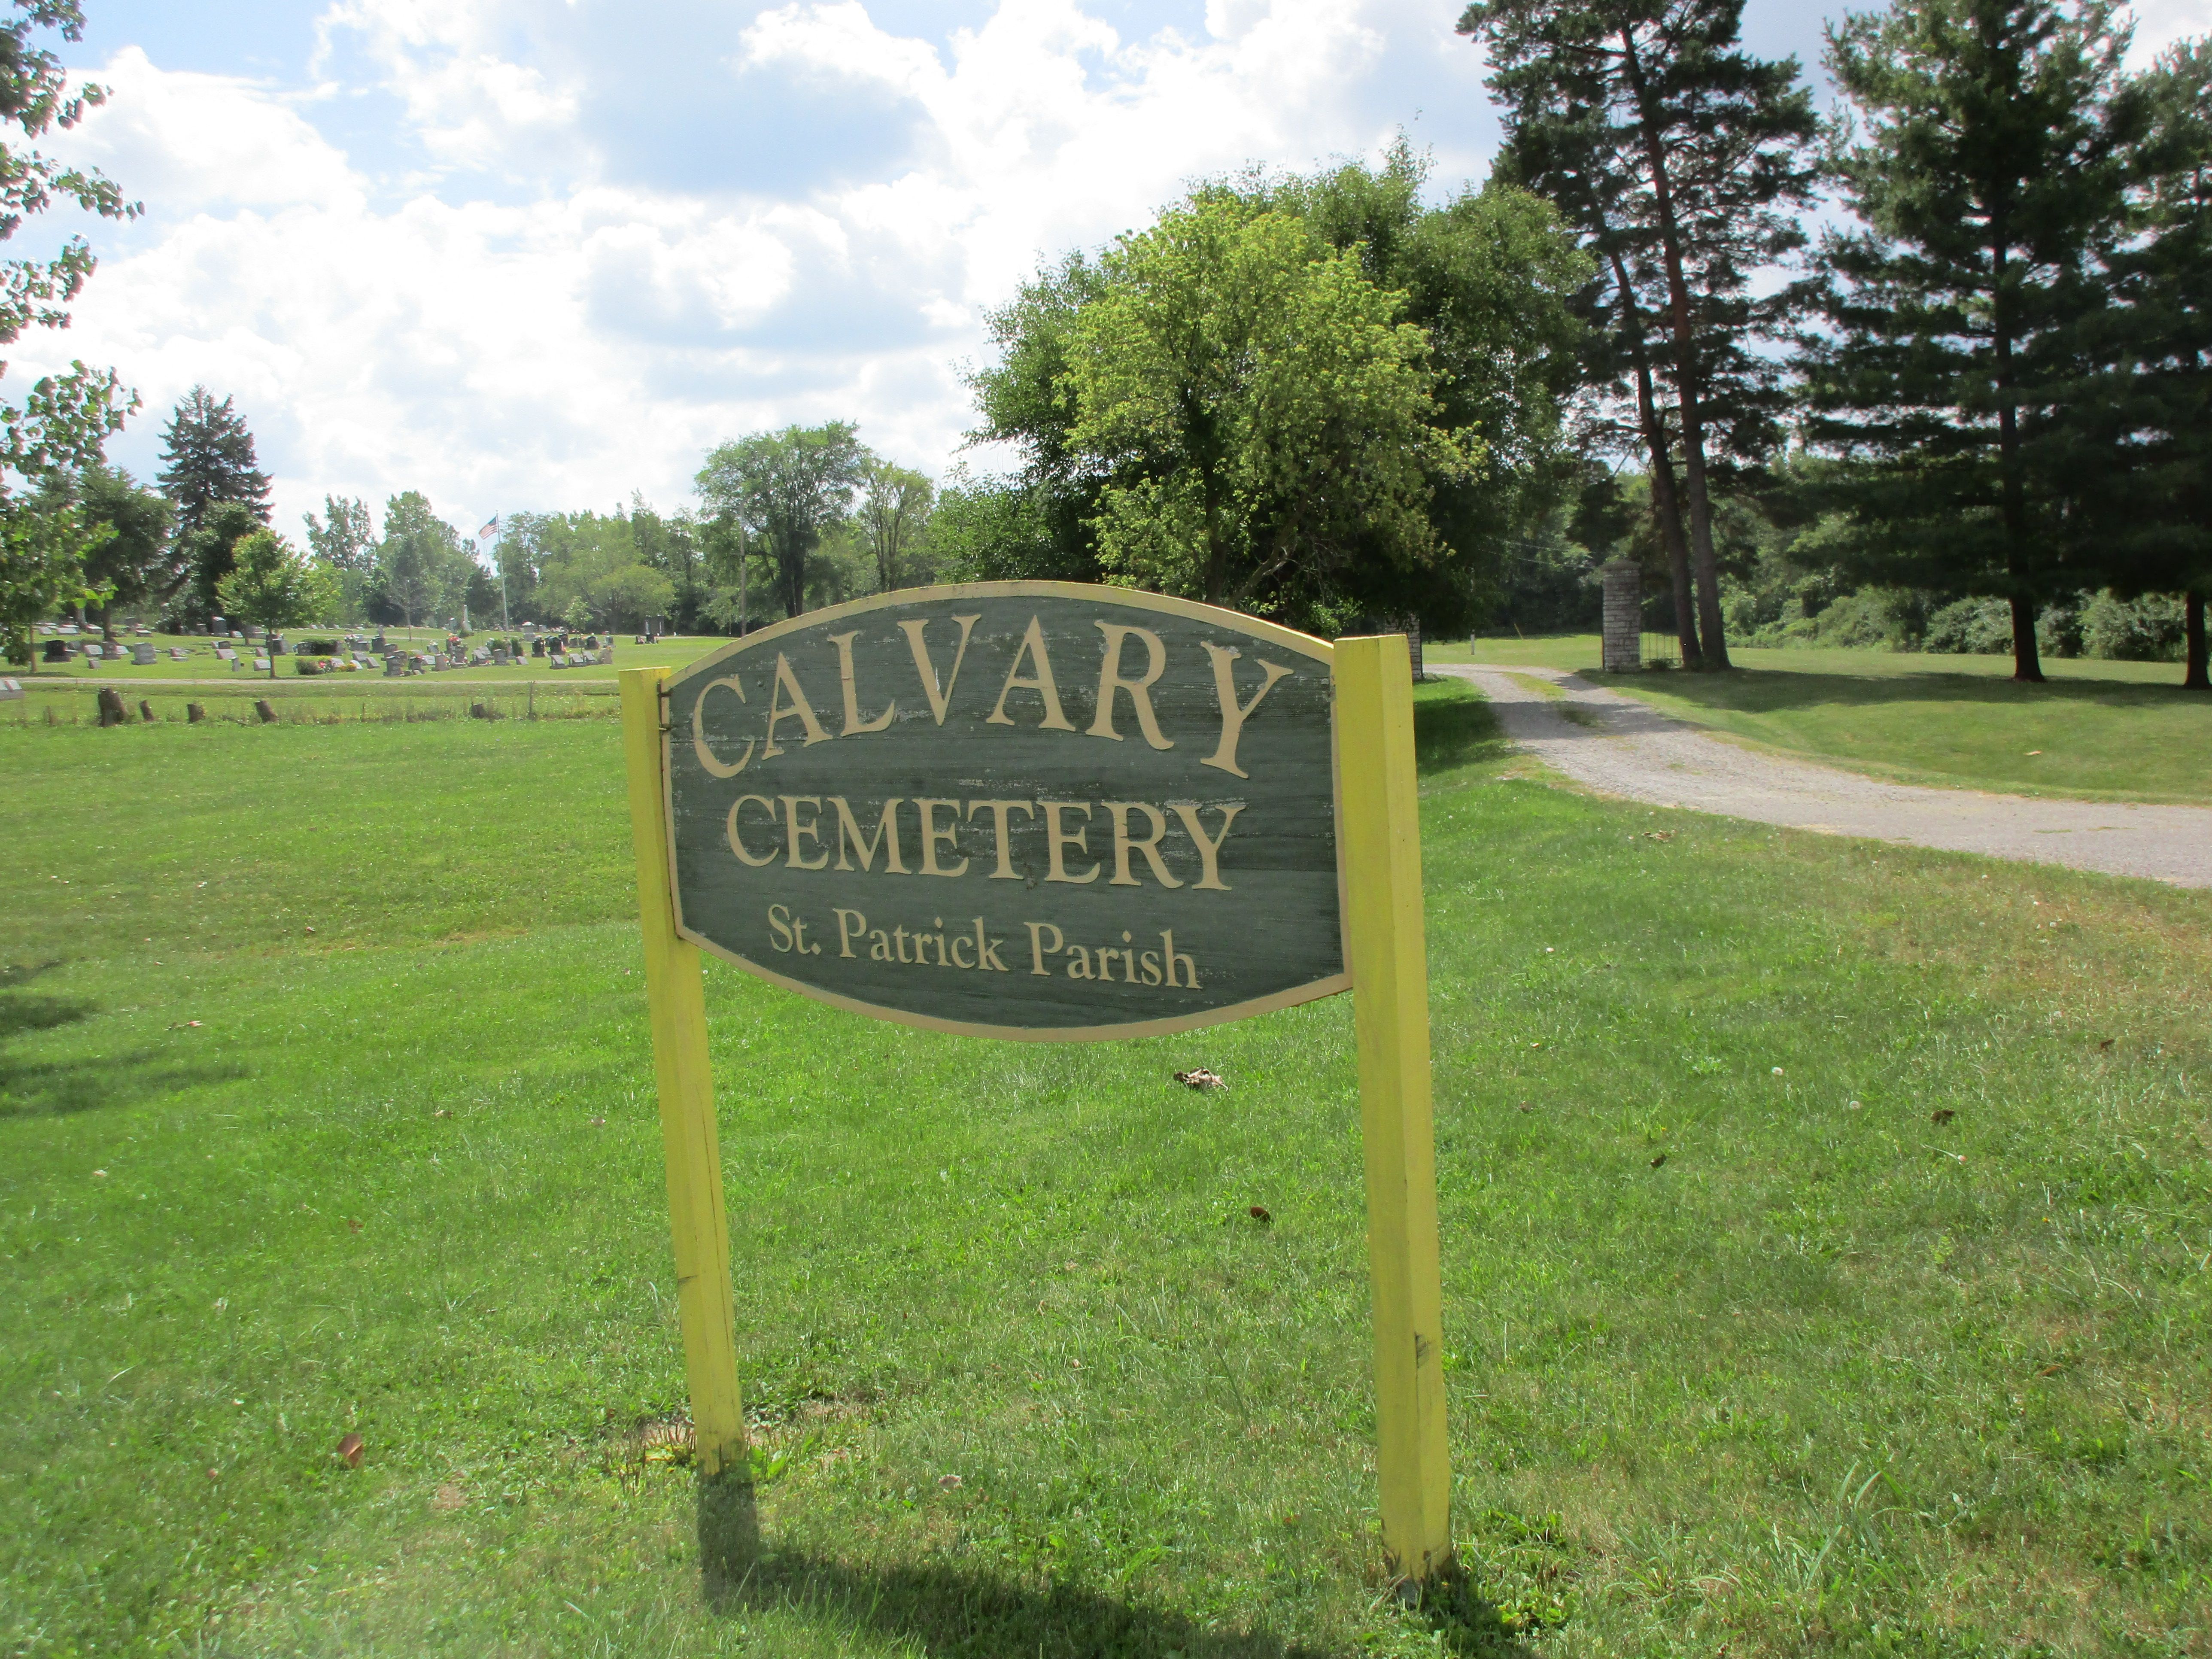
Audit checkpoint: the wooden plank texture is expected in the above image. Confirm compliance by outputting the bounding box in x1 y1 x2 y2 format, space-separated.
661 583 1344 1040
1334 634 1453 1586
621 667 747 1478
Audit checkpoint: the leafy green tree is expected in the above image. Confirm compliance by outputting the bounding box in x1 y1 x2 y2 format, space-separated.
35 461 174 637
560 595 592 633
696 423 868 619
858 459 933 592
1063 196 1475 612
157 387 270 540
1801 0 2139 682
1459 0 1820 671
184 498 261 628
630 497 705 630
597 562 674 630
0 0 140 661
1220 145 1589 632
0 499 103 664
217 529 335 674
373 492 473 630
303 494 376 625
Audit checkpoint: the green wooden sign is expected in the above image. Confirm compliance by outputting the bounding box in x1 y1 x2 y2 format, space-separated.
661 582 1345 1040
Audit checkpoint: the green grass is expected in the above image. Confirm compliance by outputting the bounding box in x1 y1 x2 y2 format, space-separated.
1443 636 2212 804
3 685 2208 1656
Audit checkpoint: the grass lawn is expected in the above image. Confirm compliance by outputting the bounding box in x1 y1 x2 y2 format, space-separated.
3 684 2207 1656
1441 636 2212 805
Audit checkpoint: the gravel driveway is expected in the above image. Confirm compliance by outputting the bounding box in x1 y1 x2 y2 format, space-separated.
1440 663 2212 889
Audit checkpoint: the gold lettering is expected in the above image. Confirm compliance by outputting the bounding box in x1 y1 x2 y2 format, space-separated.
1168 801 1242 891
1162 929 1199 988
833 907 868 957
767 904 794 951
1025 921 1064 975
950 933 974 969
1041 800 1099 884
1103 801 1182 889
965 799 1036 880
726 794 781 866
915 799 969 877
1199 644 1292 778
761 653 832 757
833 796 907 873
690 675 754 778
1065 945 1094 980
1088 623 1172 749
869 930 892 962
1139 949 1163 986
898 613 980 725
781 795 828 869
986 615 1075 730
829 632 896 735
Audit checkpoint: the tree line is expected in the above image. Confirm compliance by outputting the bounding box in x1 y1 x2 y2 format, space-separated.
6 0 2209 690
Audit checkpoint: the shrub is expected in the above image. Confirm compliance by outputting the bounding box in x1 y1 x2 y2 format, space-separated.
2081 590 2185 661
1923 597 2015 654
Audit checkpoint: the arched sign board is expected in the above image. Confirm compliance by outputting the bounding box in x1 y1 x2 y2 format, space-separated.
661 586 1345 1039
619 583 1450 1588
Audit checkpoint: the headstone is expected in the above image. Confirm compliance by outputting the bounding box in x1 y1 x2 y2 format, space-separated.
82 642 103 660
42 639 66 662
133 643 156 665
531 638 545 656
216 646 236 660
170 647 188 660
0 678 22 700
1599 559 1642 672
597 647 613 665
252 655 271 673
385 655 404 677
372 633 387 651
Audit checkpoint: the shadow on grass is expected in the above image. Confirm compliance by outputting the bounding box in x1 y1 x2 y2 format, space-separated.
1589 665 2206 716
1414 681 1513 779
696 1478 1536 1659
0 960 245 1117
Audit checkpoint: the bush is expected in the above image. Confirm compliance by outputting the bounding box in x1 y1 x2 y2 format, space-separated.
2082 590 2185 661
1923 597 2015 654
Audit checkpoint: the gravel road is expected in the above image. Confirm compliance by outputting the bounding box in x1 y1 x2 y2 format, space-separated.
1440 662 2212 889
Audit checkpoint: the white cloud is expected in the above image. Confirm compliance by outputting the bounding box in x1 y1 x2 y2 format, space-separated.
22 0 1496 539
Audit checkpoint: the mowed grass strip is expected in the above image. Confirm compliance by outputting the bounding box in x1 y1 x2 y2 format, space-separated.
1442 635 2212 805
1 683 2206 1656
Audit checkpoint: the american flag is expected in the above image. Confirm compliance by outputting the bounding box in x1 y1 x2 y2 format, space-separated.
477 516 499 541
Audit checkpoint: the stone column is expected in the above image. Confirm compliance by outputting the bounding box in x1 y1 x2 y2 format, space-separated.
1600 559 1642 672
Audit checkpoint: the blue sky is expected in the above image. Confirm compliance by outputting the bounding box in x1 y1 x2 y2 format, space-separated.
23 0 2208 547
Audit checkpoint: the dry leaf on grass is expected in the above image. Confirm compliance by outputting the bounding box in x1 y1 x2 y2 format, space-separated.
336 1433 365 1468
1248 1205 1272 1224
1931 1108 1957 1125
1173 1068 1226 1090
937 1474 964 1490
1650 1153 1668 1169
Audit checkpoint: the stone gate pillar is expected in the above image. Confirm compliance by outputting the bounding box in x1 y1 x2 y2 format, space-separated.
1600 559 1642 672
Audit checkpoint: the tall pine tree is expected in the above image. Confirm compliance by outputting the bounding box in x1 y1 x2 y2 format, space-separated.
2065 39 2212 690
156 386 271 540
1460 0 1819 670
1802 0 2138 683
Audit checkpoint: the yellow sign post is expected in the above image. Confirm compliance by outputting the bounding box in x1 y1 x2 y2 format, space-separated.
619 592 1449 1584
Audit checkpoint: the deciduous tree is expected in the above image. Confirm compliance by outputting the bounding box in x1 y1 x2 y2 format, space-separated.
217 529 334 673
695 424 867 619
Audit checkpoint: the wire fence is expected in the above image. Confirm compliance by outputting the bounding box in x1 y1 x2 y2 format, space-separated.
4 680 623 728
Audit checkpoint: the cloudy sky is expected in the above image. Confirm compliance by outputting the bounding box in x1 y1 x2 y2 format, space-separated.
19 0 2211 547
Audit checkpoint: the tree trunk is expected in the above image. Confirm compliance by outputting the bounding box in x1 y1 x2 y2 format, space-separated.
1608 248 1703 668
2185 588 2208 690
1990 234 2044 684
2008 592 2043 683
1621 28 1730 671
